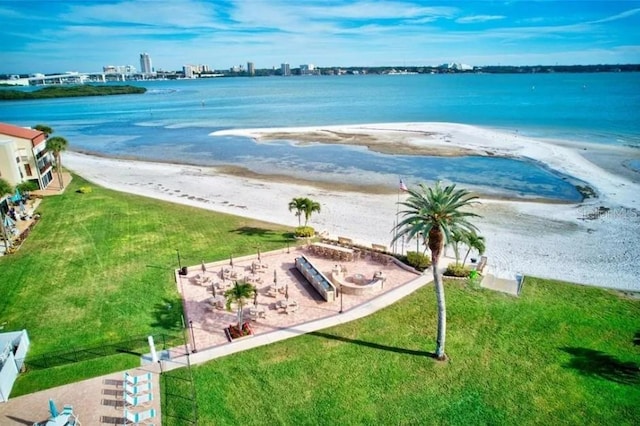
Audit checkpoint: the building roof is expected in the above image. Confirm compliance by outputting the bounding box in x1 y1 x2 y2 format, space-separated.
0 123 46 146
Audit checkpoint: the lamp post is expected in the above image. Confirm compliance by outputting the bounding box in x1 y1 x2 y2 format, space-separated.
176 248 182 269
339 284 343 314
189 320 197 353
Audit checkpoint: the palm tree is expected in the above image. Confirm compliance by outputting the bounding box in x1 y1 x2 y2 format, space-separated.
288 197 307 226
449 228 465 265
46 136 68 189
224 281 256 331
302 198 321 226
462 231 486 267
393 181 480 360
33 124 53 137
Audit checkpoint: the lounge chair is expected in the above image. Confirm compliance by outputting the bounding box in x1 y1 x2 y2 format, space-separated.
124 391 153 407
124 381 152 396
123 408 156 425
124 372 152 386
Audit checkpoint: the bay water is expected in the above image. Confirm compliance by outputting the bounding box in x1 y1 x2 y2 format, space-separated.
2 72 639 201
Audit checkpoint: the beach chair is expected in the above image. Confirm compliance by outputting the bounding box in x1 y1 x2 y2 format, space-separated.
123 408 156 425
124 372 152 386
124 391 153 407
124 381 152 396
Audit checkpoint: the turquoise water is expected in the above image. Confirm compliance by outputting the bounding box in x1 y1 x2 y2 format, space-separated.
2 73 639 200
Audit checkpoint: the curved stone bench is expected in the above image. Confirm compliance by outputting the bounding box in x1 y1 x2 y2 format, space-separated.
330 271 384 296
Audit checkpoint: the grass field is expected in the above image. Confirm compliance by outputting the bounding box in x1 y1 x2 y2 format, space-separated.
1 174 292 394
163 278 639 425
3 174 639 424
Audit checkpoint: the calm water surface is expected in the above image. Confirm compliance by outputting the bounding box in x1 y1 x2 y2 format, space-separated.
2 73 639 201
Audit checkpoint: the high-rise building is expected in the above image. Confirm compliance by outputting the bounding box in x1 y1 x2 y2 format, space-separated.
139 53 153 74
247 62 255 76
281 63 290 76
300 64 317 75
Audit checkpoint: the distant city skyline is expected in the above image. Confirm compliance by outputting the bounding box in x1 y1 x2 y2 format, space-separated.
1 0 639 74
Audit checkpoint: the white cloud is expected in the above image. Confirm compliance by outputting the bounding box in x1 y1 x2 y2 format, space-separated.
60 0 221 29
590 7 640 24
456 15 506 24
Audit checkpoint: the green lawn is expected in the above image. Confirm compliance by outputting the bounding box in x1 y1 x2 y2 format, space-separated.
1 174 292 394
3 174 639 424
165 278 639 425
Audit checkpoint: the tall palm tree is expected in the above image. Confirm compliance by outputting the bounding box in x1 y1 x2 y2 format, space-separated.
302 198 321 226
288 197 307 226
393 181 480 360
462 231 486 267
33 124 53 137
46 136 68 189
224 281 256 330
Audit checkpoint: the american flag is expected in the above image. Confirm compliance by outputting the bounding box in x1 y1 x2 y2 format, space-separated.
399 179 408 192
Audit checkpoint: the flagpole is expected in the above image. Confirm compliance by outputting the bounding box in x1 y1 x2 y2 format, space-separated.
394 178 402 254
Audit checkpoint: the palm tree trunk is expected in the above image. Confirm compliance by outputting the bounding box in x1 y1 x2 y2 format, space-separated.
56 154 64 189
462 247 471 266
237 304 244 329
432 253 447 360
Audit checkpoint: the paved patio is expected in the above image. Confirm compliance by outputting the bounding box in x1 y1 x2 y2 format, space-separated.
178 246 421 351
0 365 163 425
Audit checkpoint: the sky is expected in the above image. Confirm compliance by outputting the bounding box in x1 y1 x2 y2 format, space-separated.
1 0 639 74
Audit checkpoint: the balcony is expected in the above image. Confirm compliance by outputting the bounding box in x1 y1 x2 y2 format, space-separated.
38 160 52 174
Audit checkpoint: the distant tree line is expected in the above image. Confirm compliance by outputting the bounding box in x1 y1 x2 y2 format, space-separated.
0 85 146 100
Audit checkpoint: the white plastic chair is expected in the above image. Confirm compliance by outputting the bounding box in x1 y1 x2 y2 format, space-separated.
124 381 152 396
123 408 156 425
124 372 152 386
124 391 153 407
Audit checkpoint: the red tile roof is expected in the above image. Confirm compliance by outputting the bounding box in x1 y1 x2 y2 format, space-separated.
0 122 46 146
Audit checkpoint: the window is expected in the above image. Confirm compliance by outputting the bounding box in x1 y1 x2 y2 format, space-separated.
24 164 32 176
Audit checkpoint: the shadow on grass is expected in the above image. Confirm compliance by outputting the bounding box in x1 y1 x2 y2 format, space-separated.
231 227 294 243
633 331 640 346
151 297 184 331
561 347 639 385
232 226 277 237
309 331 435 358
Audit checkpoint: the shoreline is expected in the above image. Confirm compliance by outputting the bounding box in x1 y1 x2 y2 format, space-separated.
64 122 640 291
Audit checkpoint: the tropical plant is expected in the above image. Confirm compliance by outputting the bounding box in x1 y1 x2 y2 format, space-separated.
33 124 53 137
224 281 256 330
288 197 321 226
302 198 321 226
0 177 13 196
406 251 431 270
294 226 315 238
288 197 307 226
393 181 480 360
16 181 38 193
46 136 68 189
462 231 486 266
444 263 471 277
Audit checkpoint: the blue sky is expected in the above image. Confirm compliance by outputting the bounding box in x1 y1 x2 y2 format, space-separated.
1 0 639 74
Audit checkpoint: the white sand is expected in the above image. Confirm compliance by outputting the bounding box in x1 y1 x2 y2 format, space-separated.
64 122 640 291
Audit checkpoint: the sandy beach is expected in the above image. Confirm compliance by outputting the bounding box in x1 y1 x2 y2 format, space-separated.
64 122 640 291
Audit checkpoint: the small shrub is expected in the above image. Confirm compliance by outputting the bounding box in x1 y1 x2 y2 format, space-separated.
406 251 432 270
444 263 471 278
294 226 315 238
77 186 92 194
16 181 38 193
